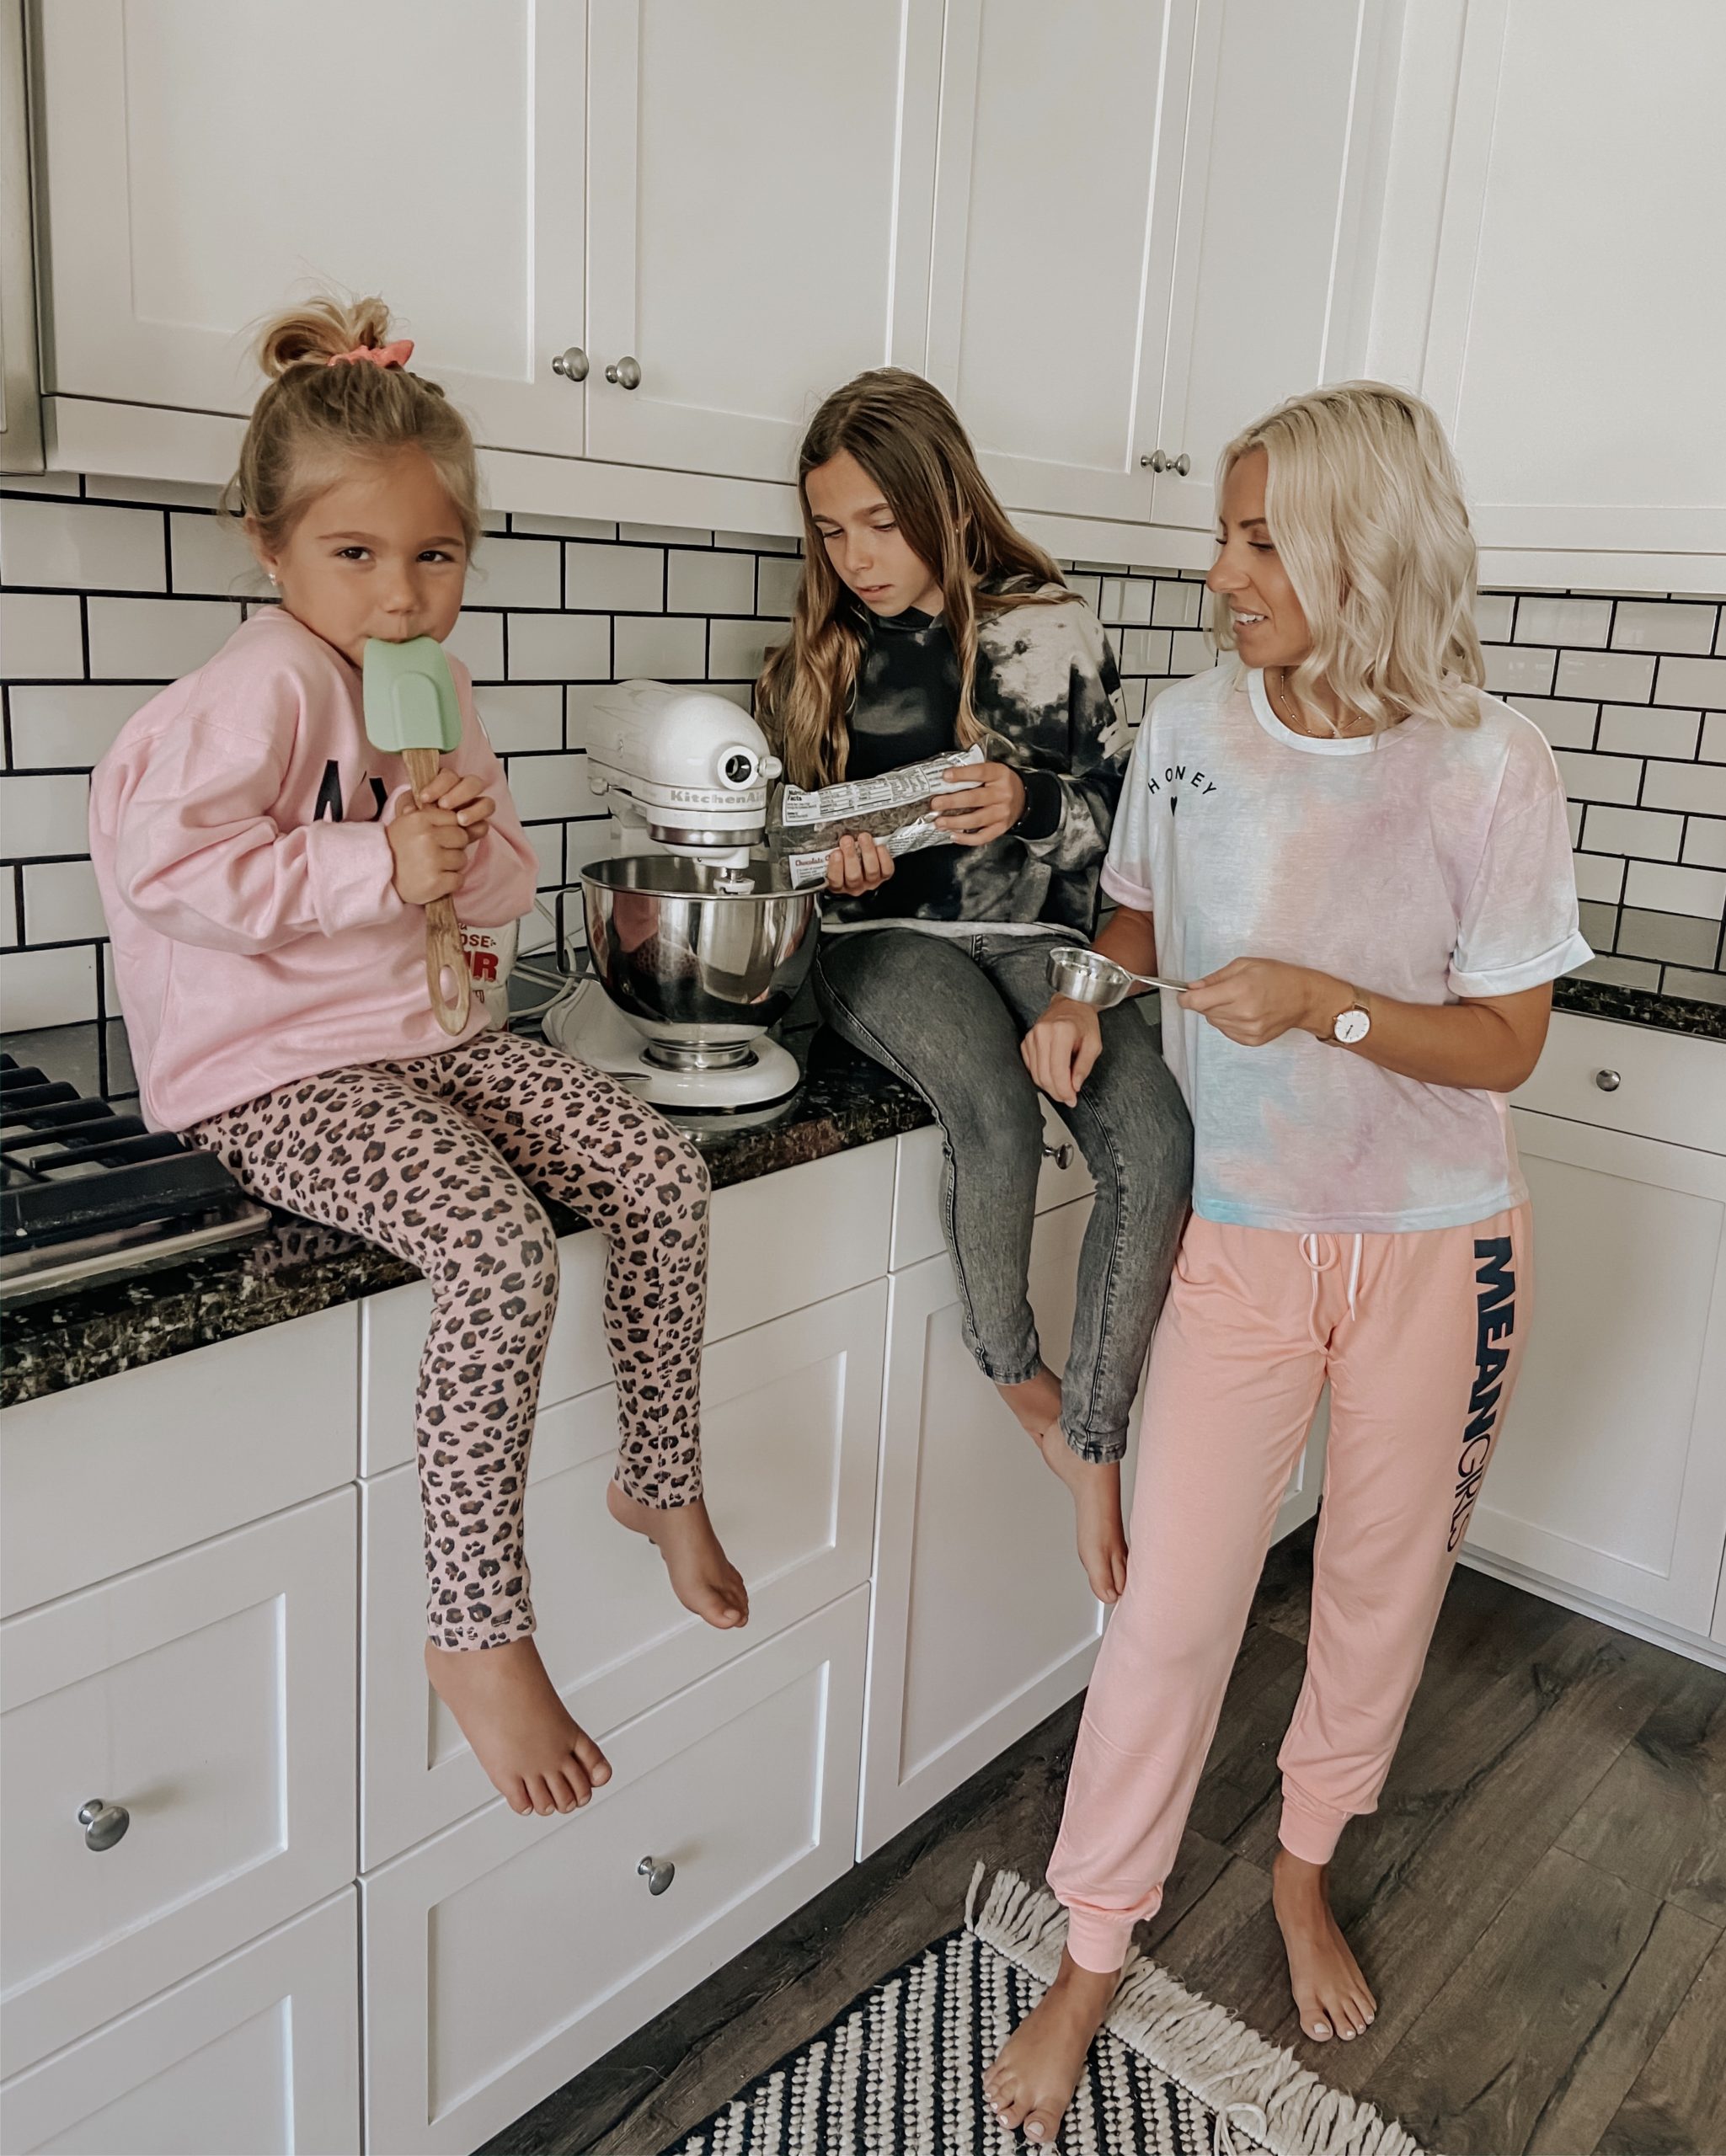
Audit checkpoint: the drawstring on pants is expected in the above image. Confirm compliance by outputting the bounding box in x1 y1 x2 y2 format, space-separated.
1299 1232 1365 1345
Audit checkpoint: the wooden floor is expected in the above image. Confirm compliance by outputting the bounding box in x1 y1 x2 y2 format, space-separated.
482 1528 1726 2156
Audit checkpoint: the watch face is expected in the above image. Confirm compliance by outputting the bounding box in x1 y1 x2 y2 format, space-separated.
1334 1006 1371 1045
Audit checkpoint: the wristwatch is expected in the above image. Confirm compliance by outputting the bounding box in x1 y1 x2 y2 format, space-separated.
1319 989 1372 1047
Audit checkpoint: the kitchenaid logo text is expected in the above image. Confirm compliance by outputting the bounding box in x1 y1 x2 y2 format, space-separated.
1145 763 1217 799
1449 1237 1516 1551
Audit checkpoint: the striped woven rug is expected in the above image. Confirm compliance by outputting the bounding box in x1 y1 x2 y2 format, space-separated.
665 1868 1425 2156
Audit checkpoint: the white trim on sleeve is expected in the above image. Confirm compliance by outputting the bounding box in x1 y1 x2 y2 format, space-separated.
1447 930 1594 1000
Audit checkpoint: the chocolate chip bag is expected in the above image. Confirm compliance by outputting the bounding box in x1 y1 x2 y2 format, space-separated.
767 744 986 890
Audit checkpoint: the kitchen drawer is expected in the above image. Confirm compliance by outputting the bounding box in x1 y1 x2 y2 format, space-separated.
889 1102 1094 1273
363 1590 867 2156
361 1139 897 1474
1 1304 359 1615
1513 1011 1726 1155
1 1493 357 2076
361 1281 884 1865
0 1890 360 2156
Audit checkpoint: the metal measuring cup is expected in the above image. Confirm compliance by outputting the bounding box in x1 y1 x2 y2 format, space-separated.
1045 945 1189 1008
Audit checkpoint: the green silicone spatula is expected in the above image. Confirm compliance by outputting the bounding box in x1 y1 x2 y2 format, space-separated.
362 637 472 1034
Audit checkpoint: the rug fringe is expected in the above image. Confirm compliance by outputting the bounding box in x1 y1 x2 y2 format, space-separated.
967 1868 1426 2156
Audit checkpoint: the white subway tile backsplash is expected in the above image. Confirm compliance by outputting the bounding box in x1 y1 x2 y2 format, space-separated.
1659 966 1726 1006
1611 600 1718 654
1509 696 1597 749
1515 595 1611 647
505 751 593 822
1595 704 1700 758
1100 578 1154 627
0 773 91 858
9 683 150 768
668 549 754 615
1483 643 1557 696
1472 593 1516 641
1571 852 1627 903
1703 712 1726 762
521 821 564 888
0 873 15 946
0 497 164 592
756 554 803 619
1625 859 1726 918
1553 750 1641 804
1 472 83 497
167 513 272 600
1152 580 1203 629
86 597 241 679
565 543 665 613
1574 953 1660 991
88 474 223 510
614 615 706 680
620 522 710 547
469 536 561 611
473 685 564 754
1655 654 1726 708
1581 804 1684 860
1642 758 1726 816
22 858 107 942
442 610 505 681
507 612 610 682
511 513 616 539
1119 627 1175 675
3 943 98 1027
0 593 83 678
1681 817 1726 870
1566 799 1584 846
1554 648 1656 702
713 529 799 554
1168 629 1213 675
706 618 776 681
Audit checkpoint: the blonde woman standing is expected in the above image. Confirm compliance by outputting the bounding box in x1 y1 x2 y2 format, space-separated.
986 383 1590 2144
758 371 1192 1604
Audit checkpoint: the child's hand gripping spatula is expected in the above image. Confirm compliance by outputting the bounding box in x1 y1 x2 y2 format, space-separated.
362 637 473 1035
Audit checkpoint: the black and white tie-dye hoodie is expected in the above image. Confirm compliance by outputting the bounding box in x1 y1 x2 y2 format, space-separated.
820 578 1133 934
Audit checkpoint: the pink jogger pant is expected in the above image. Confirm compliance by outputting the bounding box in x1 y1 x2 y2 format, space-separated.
1050 1204 1532 1973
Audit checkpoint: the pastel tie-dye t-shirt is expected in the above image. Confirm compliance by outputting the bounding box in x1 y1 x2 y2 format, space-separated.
1101 661 1591 1234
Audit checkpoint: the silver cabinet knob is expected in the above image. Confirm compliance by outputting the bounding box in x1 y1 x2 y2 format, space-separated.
77 1799 130 1852
638 1853 676 1895
1594 1069 1622 1092
1141 449 1191 476
1041 1141 1075 1172
551 346 590 382
605 355 643 391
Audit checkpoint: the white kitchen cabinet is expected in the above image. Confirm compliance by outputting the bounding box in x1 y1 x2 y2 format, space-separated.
1382 0 1726 561
0 1892 360 2156
926 0 1392 527
583 0 943 483
0 1493 357 2076
31 0 589 456
1462 1108 1726 1638
363 1591 867 2156
361 1280 885 1866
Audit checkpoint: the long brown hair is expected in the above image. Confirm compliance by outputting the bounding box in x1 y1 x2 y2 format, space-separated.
757 369 1067 786
227 295 484 557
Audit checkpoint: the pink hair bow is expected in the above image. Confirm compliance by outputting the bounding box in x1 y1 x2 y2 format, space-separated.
328 339 414 370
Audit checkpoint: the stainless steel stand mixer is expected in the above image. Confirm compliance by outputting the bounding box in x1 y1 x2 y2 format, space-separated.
542 681 820 1119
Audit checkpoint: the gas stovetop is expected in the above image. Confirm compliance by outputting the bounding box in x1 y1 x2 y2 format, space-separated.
0 1054 271 1305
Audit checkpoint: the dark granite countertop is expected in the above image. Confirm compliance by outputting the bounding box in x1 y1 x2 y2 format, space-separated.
1 1010 932 1411
1551 976 1726 1041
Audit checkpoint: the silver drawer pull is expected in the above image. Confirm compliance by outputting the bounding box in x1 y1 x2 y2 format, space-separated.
1594 1069 1622 1092
77 1799 130 1852
638 1854 676 1896
1041 1141 1075 1171
551 346 590 382
606 355 643 390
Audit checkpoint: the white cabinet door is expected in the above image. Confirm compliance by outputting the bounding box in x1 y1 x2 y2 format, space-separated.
363 1592 866 2156
860 1198 1107 1857
0 1892 360 2156
922 0 1190 520
583 0 942 480
1419 0 1726 555
361 1281 885 1865
1144 0 1395 530
1462 1112 1726 1636
33 0 588 454
1 1493 357 2076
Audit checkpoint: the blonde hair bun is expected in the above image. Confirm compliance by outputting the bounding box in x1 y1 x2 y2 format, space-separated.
255 296 395 380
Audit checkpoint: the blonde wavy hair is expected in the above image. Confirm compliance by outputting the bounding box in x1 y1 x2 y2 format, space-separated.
757 369 1070 787
1216 381 1483 734
226 295 484 557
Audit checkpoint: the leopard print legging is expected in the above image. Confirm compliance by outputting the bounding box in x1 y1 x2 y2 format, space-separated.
188 1031 709 1651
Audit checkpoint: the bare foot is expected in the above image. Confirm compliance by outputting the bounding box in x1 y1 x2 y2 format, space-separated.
1272 1848 1377 2041
984 1948 1120 2145
997 1363 1065 1440
607 1484 749 1629
1034 1428 1129 1604
425 1635 612 1817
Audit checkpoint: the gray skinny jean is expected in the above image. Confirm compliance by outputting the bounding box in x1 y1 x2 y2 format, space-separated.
814 927 1193 1461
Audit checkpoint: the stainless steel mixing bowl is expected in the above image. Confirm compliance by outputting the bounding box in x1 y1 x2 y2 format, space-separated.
578 853 820 1054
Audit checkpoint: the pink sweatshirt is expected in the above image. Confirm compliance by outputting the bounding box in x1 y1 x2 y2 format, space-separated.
89 608 539 1129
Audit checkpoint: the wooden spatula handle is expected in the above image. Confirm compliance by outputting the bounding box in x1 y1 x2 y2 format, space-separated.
403 748 473 1035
